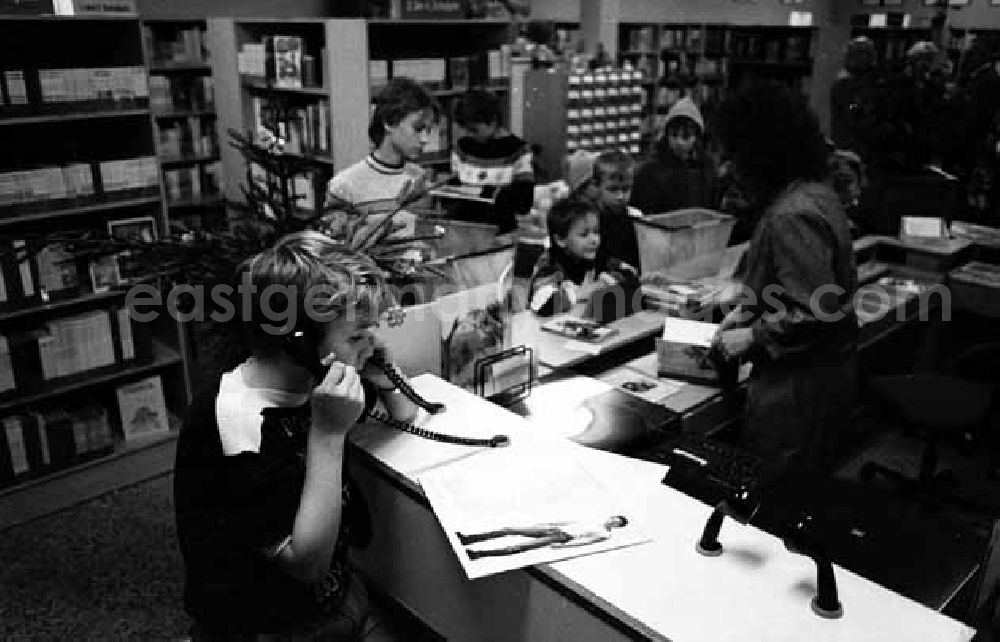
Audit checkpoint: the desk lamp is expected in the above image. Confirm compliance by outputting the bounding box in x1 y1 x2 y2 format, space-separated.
695 486 761 557
783 512 844 619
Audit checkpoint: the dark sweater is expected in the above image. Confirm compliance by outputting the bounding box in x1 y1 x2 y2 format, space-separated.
630 140 719 215
449 134 534 233
528 245 638 316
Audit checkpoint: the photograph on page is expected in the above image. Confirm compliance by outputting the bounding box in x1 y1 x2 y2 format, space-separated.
419 445 650 579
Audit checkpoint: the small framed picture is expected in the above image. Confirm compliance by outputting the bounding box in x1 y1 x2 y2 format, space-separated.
89 255 121 293
107 216 157 283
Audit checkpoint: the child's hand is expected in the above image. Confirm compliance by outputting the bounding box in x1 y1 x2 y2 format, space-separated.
360 340 396 391
311 361 366 433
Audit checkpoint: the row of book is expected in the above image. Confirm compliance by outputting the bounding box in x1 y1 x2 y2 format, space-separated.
158 118 218 160
238 36 322 90
0 0 136 15
0 306 147 394
730 34 812 63
149 76 215 113
0 157 159 209
164 163 223 205
252 97 330 156
143 25 208 66
0 67 148 109
0 373 169 485
369 48 511 90
0 406 114 484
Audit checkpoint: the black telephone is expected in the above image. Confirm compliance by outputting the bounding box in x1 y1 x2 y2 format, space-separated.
284 329 509 448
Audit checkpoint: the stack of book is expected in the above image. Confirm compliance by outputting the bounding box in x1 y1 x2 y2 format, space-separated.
1 67 149 109
0 405 115 485
143 25 207 66
0 164 94 208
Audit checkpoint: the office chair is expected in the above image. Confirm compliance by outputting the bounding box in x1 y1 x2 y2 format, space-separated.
860 342 1000 499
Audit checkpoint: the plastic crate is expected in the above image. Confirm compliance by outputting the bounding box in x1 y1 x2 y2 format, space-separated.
633 208 735 279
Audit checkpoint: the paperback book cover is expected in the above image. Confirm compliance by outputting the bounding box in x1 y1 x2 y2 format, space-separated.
541 316 618 343
116 375 169 441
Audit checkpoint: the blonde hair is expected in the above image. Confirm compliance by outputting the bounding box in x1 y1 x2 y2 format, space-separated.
235 231 387 354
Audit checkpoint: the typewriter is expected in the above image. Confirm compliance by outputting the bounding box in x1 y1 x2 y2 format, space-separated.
643 435 768 506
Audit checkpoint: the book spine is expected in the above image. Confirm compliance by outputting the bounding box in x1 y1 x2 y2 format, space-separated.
3 416 29 476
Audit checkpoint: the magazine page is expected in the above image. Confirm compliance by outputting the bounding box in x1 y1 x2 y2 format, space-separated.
419 442 651 579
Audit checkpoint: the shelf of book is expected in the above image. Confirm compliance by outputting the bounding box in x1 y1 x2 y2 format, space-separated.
241 80 329 96
0 289 126 325
166 194 224 209
0 341 182 416
0 108 150 127
0 12 193 529
0 419 178 530
153 109 216 120
159 153 221 169
148 62 212 74
0 14 139 22
0 190 162 229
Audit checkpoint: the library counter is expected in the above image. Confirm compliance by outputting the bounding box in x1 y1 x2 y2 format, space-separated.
347 375 974 642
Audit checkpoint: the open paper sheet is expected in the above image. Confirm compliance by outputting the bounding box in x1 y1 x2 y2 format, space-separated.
419 442 651 579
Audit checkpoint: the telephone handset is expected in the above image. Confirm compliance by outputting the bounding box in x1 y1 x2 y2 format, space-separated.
284 329 509 448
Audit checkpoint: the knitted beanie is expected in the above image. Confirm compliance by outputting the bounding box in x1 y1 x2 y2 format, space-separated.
664 97 705 133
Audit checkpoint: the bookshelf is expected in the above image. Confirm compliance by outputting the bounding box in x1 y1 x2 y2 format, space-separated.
0 14 192 530
143 18 225 231
366 18 515 178
209 17 515 210
618 22 816 154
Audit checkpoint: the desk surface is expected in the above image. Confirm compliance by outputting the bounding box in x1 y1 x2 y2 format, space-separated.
351 375 975 642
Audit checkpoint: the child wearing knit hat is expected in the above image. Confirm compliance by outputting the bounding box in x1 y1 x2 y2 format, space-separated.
630 97 720 216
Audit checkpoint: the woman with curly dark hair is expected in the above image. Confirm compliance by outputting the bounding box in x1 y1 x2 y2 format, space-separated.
711 82 858 476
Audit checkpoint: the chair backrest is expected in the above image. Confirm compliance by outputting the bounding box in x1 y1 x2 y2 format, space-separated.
972 519 1000 633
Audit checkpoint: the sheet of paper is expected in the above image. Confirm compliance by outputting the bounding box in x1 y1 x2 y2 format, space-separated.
419 443 651 579
597 366 681 404
662 317 718 347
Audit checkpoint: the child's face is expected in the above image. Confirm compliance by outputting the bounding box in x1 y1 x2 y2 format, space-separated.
465 121 498 144
386 109 435 161
555 212 600 262
597 172 633 209
666 123 698 160
317 306 379 371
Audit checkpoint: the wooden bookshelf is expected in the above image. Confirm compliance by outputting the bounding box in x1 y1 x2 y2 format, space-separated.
0 289 126 325
160 153 221 168
143 17 225 231
0 108 150 127
0 190 162 228
618 22 816 154
241 80 329 96
0 341 182 416
0 16 193 524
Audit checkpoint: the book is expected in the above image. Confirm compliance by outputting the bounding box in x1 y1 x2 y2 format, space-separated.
116 375 169 441
541 316 618 343
2 416 28 476
270 36 303 89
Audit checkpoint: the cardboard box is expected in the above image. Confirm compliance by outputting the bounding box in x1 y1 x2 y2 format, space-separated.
656 317 724 384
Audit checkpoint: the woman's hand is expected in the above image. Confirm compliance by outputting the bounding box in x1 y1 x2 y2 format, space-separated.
717 305 747 332
311 362 365 433
712 328 754 361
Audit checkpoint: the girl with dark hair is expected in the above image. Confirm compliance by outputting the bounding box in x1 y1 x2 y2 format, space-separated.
326 77 440 242
711 82 859 475
528 198 637 316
